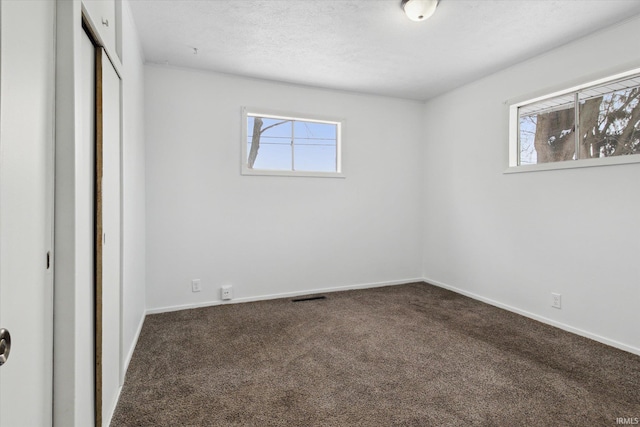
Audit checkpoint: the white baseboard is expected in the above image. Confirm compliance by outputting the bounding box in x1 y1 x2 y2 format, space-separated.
424 276 640 357
144 275 639 356
104 386 121 427
146 277 424 315
122 312 145 381
108 312 146 426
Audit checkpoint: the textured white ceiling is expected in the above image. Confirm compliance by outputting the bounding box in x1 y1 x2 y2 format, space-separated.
129 0 640 101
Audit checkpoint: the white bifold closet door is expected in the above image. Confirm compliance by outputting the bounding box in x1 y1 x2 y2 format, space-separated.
100 48 122 426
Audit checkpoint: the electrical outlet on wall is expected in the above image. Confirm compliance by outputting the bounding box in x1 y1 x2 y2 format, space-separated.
551 292 562 309
191 279 201 293
221 285 232 300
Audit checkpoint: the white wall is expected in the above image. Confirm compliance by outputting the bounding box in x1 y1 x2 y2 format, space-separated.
54 1 94 425
422 16 640 354
121 0 146 384
145 66 424 312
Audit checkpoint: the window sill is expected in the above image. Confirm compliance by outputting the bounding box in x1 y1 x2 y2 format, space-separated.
241 167 346 178
504 154 640 174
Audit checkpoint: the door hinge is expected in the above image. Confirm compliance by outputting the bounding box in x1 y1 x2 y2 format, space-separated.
46 251 51 270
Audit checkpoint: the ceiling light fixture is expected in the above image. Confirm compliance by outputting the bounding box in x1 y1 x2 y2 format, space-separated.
402 0 439 22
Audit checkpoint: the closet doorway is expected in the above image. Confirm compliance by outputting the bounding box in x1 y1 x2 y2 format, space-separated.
82 19 122 427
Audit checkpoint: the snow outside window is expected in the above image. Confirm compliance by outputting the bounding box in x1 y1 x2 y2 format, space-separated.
508 70 640 172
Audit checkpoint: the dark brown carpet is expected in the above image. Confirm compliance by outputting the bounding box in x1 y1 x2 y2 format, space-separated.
111 282 640 426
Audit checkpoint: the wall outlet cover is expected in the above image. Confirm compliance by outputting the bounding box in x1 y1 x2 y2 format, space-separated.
551 292 562 309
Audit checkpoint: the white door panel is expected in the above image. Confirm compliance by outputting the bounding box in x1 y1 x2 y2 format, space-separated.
101 50 122 426
0 1 55 426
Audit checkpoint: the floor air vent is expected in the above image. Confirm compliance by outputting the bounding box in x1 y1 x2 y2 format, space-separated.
291 296 327 302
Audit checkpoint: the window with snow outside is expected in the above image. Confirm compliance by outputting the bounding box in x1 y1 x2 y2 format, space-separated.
510 71 640 170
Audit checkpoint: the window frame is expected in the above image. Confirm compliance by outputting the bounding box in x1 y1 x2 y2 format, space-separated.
241 107 345 178
507 67 640 173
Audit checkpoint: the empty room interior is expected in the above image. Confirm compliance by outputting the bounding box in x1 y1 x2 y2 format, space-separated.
1 0 639 426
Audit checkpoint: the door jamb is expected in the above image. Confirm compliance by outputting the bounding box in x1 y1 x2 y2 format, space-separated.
81 18 104 427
